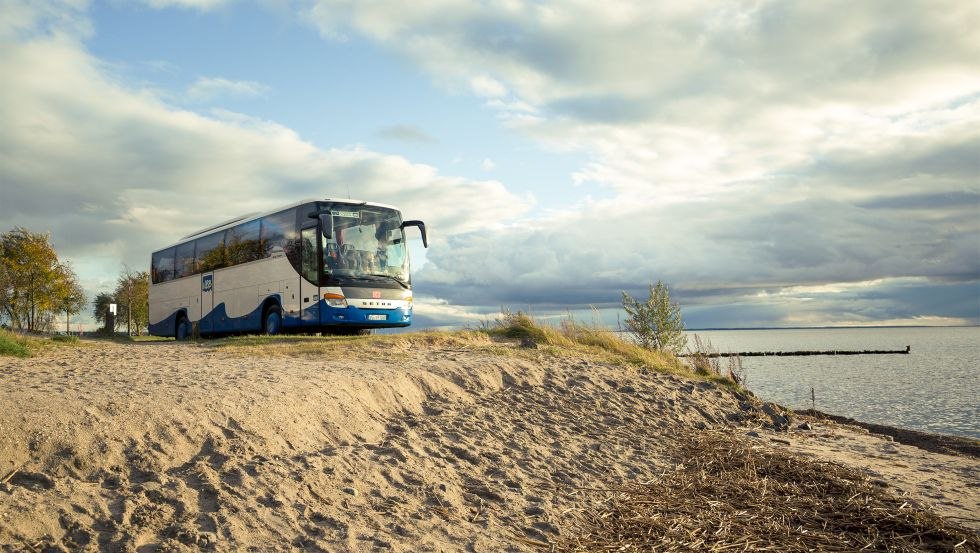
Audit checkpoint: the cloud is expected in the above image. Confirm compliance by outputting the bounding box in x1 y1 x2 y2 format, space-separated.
480 158 495 171
412 186 979 325
469 75 507 98
410 296 492 329
376 124 438 144
306 2 979 112
304 0 980 203
0 0 91 41
186 77 270 102
0 22 532 316
304 0 980 327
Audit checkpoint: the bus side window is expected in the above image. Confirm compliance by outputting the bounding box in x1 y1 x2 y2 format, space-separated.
226 220 261 265
260 208 298 260
175 241 196 279
195 232 226 272
152 247 176 283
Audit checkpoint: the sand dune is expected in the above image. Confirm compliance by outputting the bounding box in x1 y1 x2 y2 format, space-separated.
0 337 976 551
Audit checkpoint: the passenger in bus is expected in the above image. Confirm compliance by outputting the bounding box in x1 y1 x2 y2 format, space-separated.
341 243 359 271
324 242 340 271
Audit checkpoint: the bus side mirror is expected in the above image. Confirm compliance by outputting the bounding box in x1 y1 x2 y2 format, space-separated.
318 213 332 240
400 220 428 248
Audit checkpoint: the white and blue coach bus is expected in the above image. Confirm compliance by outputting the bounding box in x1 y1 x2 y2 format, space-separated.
149 198 427 339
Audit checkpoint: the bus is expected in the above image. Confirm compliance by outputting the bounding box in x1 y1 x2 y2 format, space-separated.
148 198 427 339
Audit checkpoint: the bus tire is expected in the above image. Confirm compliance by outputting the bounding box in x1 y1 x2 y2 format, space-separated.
263 306 282 336
175 314 191 341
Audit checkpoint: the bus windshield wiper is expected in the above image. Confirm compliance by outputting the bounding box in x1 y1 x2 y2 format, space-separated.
361 273 409 288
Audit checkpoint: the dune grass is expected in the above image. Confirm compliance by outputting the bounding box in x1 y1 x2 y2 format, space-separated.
480 310 738 386
212 310 739 387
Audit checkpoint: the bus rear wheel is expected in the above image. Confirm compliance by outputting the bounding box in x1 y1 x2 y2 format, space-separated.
263 307 282 336
175 315 191 341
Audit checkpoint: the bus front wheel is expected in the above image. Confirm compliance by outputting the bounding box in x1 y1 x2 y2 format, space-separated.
175 315 191 341
263 307 282 336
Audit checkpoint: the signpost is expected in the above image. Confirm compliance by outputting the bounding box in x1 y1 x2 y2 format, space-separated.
106 303 117 334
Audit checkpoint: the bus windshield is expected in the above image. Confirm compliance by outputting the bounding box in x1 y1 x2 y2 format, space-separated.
322 207 409 287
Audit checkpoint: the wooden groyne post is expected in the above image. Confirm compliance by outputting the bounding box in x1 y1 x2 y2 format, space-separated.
681 345 911 358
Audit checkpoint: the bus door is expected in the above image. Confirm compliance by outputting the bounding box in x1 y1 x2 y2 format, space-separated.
299 226 320 328
201 272 214 334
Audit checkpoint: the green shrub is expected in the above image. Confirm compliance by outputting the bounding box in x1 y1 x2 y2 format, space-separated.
52 334 80 344
621 281 687 354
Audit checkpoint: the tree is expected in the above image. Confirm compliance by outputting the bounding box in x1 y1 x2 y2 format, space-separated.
92 291 116 331
114 267 149 335
0 227 70 332
621 281 687 354
54 262 86 334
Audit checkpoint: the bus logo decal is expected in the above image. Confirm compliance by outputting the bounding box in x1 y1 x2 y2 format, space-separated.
372 290 381 299
202 274 213 292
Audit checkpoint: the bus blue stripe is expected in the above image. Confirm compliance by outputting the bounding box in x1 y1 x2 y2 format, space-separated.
150 298 412 337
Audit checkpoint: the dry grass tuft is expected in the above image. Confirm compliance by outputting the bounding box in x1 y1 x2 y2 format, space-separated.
554 431 979 552
686 334 745 385
481 309 573 347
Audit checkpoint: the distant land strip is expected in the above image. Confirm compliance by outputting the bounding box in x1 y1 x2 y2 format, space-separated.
681 346 911 358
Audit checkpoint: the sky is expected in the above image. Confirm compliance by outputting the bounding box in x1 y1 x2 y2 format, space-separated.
1 0 978 330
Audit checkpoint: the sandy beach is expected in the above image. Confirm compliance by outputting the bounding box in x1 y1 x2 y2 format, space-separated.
1 336 977 551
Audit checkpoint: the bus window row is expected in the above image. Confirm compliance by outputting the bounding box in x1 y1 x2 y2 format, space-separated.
151 208 299 284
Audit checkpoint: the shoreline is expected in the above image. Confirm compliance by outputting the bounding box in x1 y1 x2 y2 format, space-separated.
797 408 980 458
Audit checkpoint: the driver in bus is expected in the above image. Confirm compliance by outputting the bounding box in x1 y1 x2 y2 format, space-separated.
373 223 392 272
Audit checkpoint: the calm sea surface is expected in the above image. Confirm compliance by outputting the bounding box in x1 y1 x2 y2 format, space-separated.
684 327 979 439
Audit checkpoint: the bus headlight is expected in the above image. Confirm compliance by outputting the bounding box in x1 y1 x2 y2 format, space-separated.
325 293 347 308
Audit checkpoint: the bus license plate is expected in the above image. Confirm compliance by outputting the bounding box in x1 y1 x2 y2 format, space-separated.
367 314 387 321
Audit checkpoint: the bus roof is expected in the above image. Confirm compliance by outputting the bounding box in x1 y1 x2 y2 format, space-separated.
158 197 401 251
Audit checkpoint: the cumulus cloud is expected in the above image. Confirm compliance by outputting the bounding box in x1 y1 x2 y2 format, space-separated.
0 18 532 316
469 75 507 98
304 0 980 203
412 176 978 325
306 0 980 326
0 0 91 40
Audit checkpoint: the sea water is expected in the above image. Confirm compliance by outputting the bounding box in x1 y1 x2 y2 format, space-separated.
684 327 980 439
